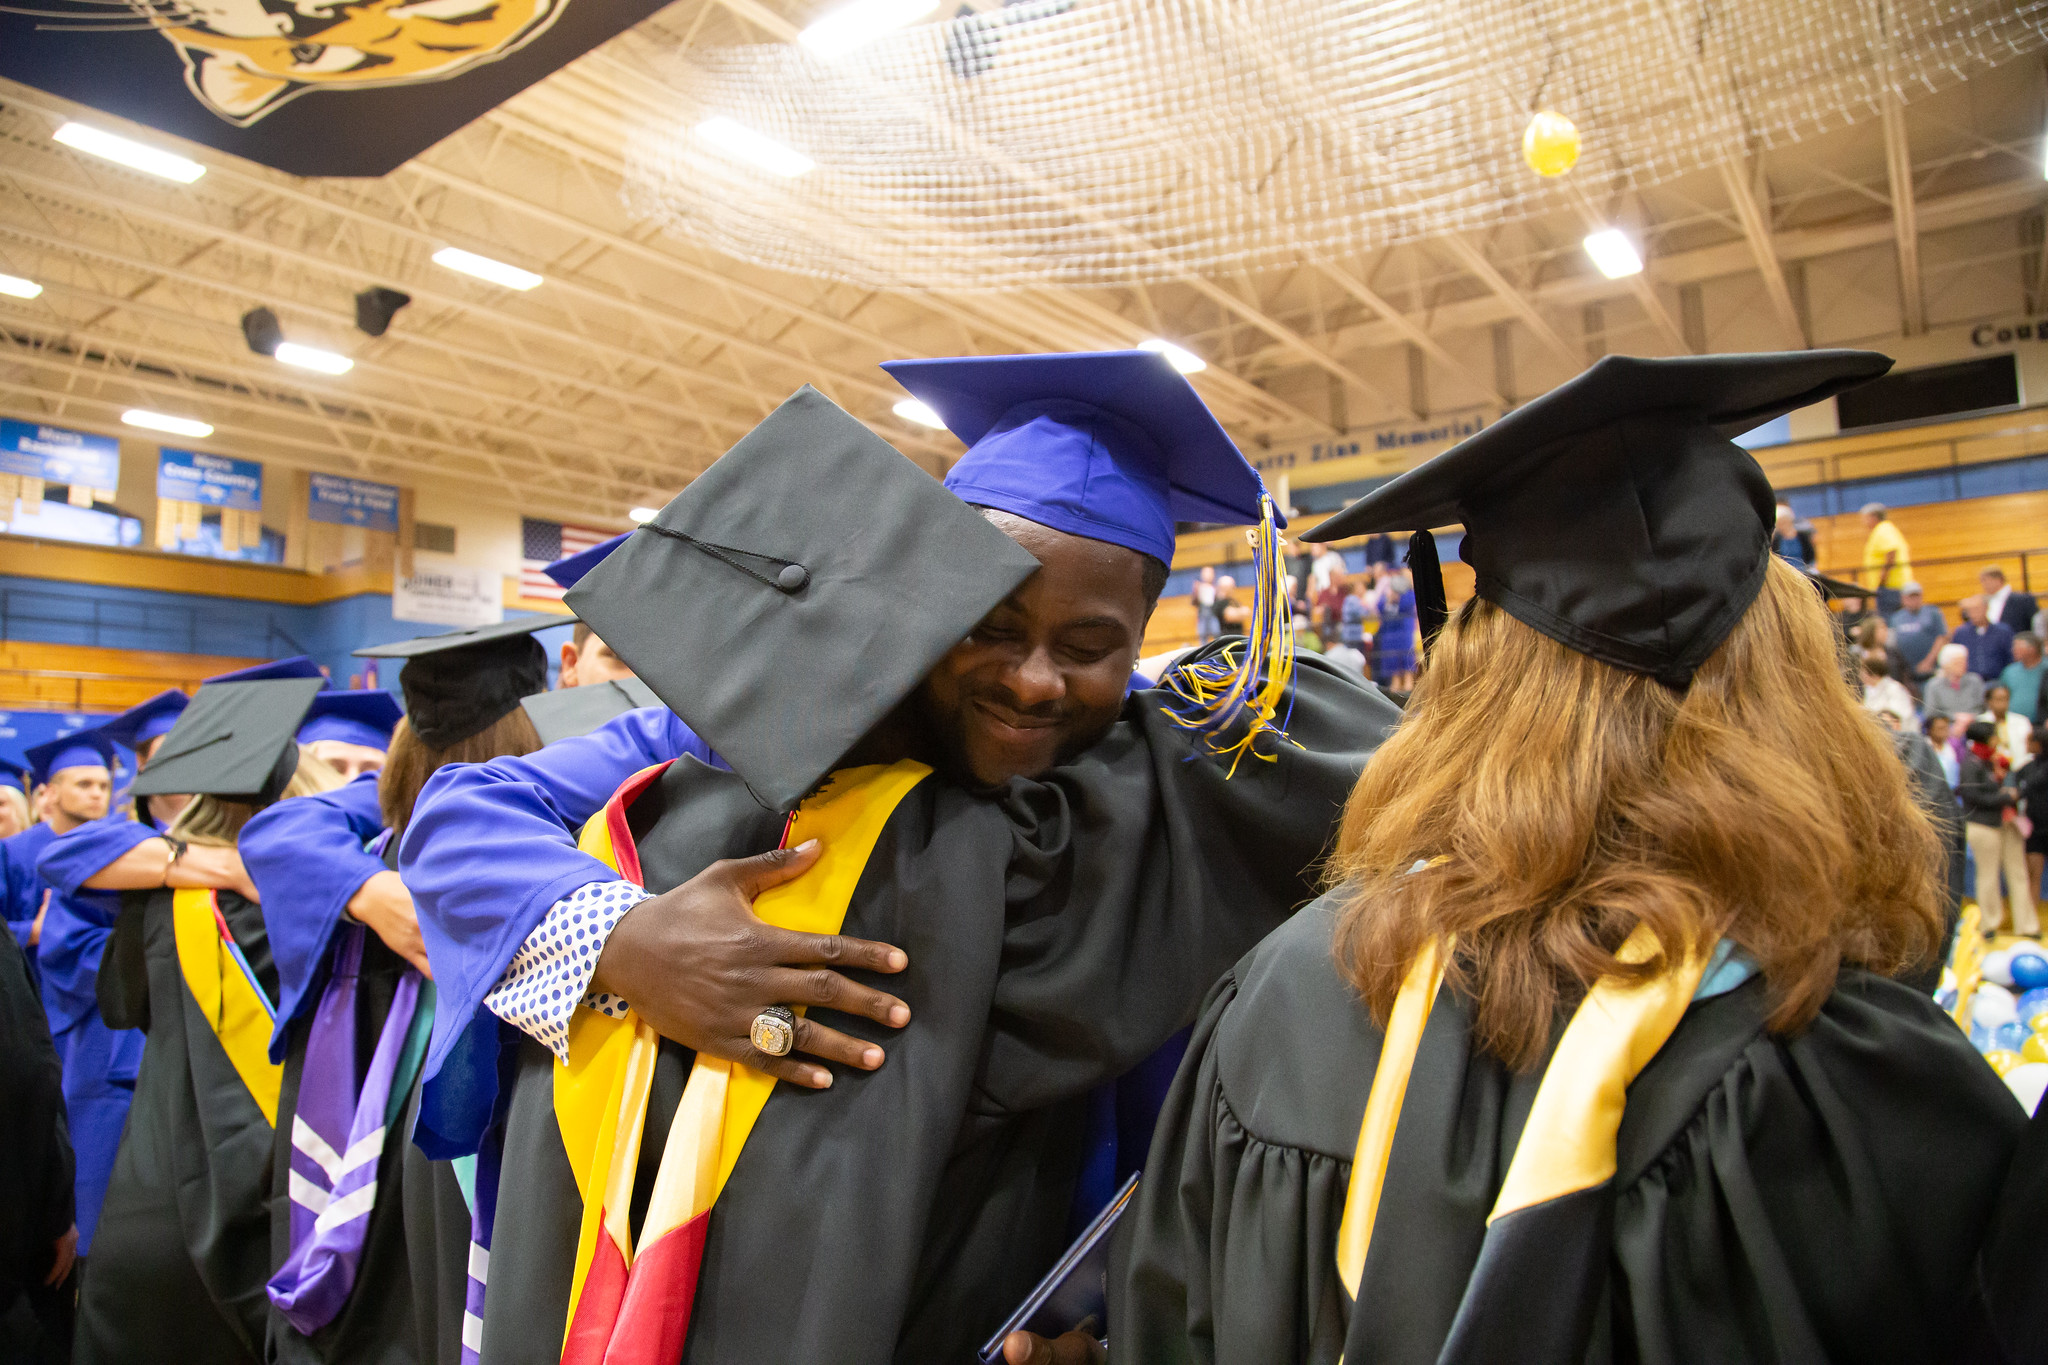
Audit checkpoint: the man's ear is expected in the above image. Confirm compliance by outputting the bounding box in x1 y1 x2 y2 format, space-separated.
558 640 579 688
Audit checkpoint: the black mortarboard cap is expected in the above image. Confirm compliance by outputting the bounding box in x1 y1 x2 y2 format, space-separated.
567 385 1041 811
1305 351 1893 687
132 677 323 802
520 677 664 747
353 616 557 749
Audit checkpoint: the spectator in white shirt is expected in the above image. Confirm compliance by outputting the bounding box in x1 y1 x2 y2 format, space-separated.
1985 683 2033 771
1981 565 2040 634
1860 650 1916 727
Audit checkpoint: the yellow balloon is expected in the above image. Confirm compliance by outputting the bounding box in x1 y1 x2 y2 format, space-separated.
2030 1008 2048 1032
2024 1033 2048 1065
1985 1049 2026 1076
1522 110 1581 178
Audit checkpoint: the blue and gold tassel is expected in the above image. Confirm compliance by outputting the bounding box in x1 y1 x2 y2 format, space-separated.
1162 494 1298 776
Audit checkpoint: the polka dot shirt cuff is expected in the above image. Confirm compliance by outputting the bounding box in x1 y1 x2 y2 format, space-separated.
484 879 648 1062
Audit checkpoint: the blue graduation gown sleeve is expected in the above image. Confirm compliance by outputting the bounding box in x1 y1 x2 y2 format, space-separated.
33 821 148 1255
399 706 718 1155
1 825 56 964
36 815 159 899
242 770 389 1059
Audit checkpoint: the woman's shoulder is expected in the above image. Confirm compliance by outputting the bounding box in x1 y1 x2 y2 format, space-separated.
1622 967 2021 1192
1203 894 1385 1159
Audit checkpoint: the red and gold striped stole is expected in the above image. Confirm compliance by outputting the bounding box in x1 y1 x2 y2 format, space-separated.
554 759 930 1365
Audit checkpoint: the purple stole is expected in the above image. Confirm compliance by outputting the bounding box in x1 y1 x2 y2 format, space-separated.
461 1133 502 1365
267 922 423 1333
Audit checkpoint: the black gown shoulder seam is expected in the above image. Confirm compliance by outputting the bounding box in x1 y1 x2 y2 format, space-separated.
1212 1061 1361 1166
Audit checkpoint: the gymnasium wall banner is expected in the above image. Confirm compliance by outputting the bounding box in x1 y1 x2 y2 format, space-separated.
309 473 400 533
0 0 674 178
156 446 276 562
0 418 121 492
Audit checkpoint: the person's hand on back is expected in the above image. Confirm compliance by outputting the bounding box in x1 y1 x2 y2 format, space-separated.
592 840 912 1089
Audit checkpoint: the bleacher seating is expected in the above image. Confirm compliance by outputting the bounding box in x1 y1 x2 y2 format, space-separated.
0 641 260 713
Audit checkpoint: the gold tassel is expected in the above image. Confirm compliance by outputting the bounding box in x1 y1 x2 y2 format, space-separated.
1161 494 1298 776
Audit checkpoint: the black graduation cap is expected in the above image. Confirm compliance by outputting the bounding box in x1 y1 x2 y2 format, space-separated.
353 616 557 749
131 677 324 803
1305 351 1893 687
520 677 664 747
566 384 1042 811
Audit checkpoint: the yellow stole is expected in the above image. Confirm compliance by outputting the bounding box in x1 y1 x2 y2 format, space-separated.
172 887 283 1126
1336 925 1715 1297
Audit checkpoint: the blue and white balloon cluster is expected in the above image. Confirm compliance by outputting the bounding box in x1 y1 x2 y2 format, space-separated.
1943 947 2048 1114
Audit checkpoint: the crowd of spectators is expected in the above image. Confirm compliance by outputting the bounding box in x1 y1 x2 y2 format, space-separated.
1833 538 2047 937
1191 533 1421 692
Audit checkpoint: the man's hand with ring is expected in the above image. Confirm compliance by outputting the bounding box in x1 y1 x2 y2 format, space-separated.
590 839 911 1089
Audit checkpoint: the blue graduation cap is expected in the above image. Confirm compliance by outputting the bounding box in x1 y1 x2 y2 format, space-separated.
207 655 327 684
25 728 117 785
99 689 190 754
544 532 630 590
881 349 1279 565
0 756 27 792
882 348 1294 766
296 690 403 751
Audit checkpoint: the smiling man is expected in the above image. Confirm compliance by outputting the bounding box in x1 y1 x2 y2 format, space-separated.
396 355 1399 1365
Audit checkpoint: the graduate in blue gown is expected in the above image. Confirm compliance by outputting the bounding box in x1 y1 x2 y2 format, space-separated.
20 729 135 1260
295 690 402 783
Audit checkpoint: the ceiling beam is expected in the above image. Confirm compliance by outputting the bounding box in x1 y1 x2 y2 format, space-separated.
1315 262 1505 408
1434 235 1579 368
1561 183 1689 354
9 285 694 499
703 0 1385 424
501 68 1327 437
1718 159 1807 349
1881 90 1926 335
0 86 956 458
0 215 743 463
1640 0 1804 349
1244 176 2043 371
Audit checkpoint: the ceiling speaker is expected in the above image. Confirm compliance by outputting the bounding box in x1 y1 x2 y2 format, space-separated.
354 286 412 338
240 306 283 356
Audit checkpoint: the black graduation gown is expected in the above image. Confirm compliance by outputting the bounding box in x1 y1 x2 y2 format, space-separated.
0 922 73 1348
267 837 476 1365
480 653 1400 1365
78 888 279 1365
1112 897 2030 1365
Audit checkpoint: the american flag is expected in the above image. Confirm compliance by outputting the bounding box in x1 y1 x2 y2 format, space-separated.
519 518 611 600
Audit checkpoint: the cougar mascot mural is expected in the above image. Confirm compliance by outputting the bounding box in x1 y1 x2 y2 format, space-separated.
134 0 566 125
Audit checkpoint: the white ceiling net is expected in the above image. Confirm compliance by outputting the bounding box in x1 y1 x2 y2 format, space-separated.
623 0 2048 289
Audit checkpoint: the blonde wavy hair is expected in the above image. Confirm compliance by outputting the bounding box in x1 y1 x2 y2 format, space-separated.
167 745 347 848
1329 556 1944 1070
